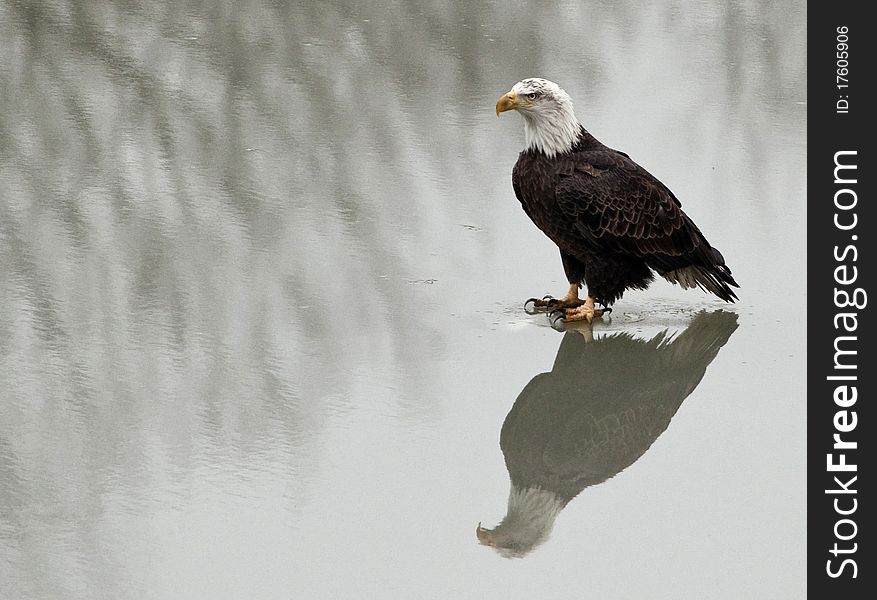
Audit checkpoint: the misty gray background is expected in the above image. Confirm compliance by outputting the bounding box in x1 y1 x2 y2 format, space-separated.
1 1 805 598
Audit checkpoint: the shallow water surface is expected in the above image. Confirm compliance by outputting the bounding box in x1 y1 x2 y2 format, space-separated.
1 1 805 598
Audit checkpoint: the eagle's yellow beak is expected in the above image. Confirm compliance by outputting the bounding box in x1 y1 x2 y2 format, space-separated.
495 91 519 116
476 522 494 545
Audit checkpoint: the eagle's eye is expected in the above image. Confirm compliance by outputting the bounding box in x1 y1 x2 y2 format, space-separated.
527 92 538 101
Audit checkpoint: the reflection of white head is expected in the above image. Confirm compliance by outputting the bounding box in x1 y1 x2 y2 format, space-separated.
496 78 581 158
476 484 565 558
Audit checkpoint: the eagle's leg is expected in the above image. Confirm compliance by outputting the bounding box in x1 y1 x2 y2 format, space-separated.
557 295 606 323
527 283 585 310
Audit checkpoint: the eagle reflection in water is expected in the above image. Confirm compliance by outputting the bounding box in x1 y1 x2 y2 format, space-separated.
477 310 738 558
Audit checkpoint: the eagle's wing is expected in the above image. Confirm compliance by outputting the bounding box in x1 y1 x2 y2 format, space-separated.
555 151 698 262
554 151 738 300
512 166 537 223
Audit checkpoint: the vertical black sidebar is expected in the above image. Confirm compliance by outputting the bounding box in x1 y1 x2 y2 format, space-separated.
808 3 872 597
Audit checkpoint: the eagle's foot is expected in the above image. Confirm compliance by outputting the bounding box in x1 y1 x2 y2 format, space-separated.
524 295 585 313
549 296 610 324
551 305 603 324
524 284 584 314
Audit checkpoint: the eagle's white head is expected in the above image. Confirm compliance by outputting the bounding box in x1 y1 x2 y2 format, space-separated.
496 78 581 158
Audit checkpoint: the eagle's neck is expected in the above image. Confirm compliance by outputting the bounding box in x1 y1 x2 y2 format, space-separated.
486 485 565 557
504 484 564 532
521 103 582 158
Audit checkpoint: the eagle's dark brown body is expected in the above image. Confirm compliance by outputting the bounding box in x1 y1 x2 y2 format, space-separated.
512 127 738 305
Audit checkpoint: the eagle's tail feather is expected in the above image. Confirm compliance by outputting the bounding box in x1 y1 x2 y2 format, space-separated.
661 262 739 302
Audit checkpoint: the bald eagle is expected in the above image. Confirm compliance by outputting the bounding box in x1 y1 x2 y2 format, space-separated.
496 78 739 322
477 310 739 557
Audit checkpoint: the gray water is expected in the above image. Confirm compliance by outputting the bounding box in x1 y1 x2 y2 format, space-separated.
1 1 806 598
